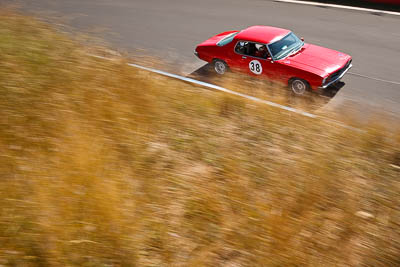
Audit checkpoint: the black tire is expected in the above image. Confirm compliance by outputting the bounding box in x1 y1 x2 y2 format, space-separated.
289 78 310 95
213 59 228 75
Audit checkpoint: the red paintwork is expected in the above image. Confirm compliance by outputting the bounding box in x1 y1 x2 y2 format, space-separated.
195 26 352 90
285 44 350 76
235 26 290 44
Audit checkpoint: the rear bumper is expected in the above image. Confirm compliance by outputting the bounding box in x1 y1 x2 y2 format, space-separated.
319 63 352 89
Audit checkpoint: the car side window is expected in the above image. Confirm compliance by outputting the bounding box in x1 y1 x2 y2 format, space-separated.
235 41 248 54
235 41 270 59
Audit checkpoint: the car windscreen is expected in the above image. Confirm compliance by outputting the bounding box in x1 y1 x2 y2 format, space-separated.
268 32 303 60
217 32 239 46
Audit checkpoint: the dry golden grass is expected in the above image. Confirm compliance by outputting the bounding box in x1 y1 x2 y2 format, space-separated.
0 9 399 266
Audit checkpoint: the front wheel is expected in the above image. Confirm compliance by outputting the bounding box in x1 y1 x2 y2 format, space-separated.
213 59 228 75
289 78 310 95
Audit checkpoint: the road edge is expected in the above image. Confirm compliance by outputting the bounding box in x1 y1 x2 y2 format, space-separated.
274 0 400 16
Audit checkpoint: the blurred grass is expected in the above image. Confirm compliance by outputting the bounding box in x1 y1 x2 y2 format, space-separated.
0 9 399 266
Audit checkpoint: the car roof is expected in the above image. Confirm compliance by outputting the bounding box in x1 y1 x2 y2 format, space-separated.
235 26 291 44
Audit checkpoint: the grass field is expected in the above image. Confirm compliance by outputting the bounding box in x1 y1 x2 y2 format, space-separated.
0 10 399 266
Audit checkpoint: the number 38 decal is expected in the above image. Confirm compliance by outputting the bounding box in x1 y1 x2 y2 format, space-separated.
249 60 262 75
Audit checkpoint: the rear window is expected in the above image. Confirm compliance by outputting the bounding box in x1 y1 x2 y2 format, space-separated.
217 32 239 46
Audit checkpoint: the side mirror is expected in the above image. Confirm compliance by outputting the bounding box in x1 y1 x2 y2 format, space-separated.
300 37 304 42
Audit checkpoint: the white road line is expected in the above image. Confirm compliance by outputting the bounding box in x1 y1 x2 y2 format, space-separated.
348 72 400 85
274 0 400 16
127 63 317 118
127 63 365 132
89 54 364 132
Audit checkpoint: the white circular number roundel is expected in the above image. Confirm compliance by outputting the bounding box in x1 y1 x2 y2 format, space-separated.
249 60 262 75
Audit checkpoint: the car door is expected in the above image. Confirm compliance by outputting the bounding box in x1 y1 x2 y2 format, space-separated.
225 40 250 73
228 40 276 80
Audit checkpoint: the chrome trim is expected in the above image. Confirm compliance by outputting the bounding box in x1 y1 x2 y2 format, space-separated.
194 51 199 57
266 45 274 62
320 63 352 89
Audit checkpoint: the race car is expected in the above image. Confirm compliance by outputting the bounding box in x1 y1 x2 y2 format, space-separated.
194 26 352 95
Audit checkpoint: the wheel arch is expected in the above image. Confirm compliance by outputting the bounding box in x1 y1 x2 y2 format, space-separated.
212 58 228 65
288 77 310 86
288 71 322 90
212 58 229 75
288 77 311 95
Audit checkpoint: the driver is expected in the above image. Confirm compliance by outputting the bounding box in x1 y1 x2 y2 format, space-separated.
255 45 268 59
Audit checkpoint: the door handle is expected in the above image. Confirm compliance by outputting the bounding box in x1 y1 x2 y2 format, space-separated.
242 56 247 59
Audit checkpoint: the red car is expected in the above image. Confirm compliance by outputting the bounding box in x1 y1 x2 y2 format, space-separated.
195 26 352 95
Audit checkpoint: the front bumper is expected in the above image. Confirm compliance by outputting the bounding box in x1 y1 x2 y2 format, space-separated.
319 62 352 89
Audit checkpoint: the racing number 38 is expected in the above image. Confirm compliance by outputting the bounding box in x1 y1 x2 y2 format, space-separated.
249 60 262 75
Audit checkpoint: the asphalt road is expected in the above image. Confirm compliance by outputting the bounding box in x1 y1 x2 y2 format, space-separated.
4 0 400 121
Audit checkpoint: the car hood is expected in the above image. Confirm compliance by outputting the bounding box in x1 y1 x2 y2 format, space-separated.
281 43 351 76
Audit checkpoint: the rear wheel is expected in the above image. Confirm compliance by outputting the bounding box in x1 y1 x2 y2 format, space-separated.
213 59 228 75
289 78 310 95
